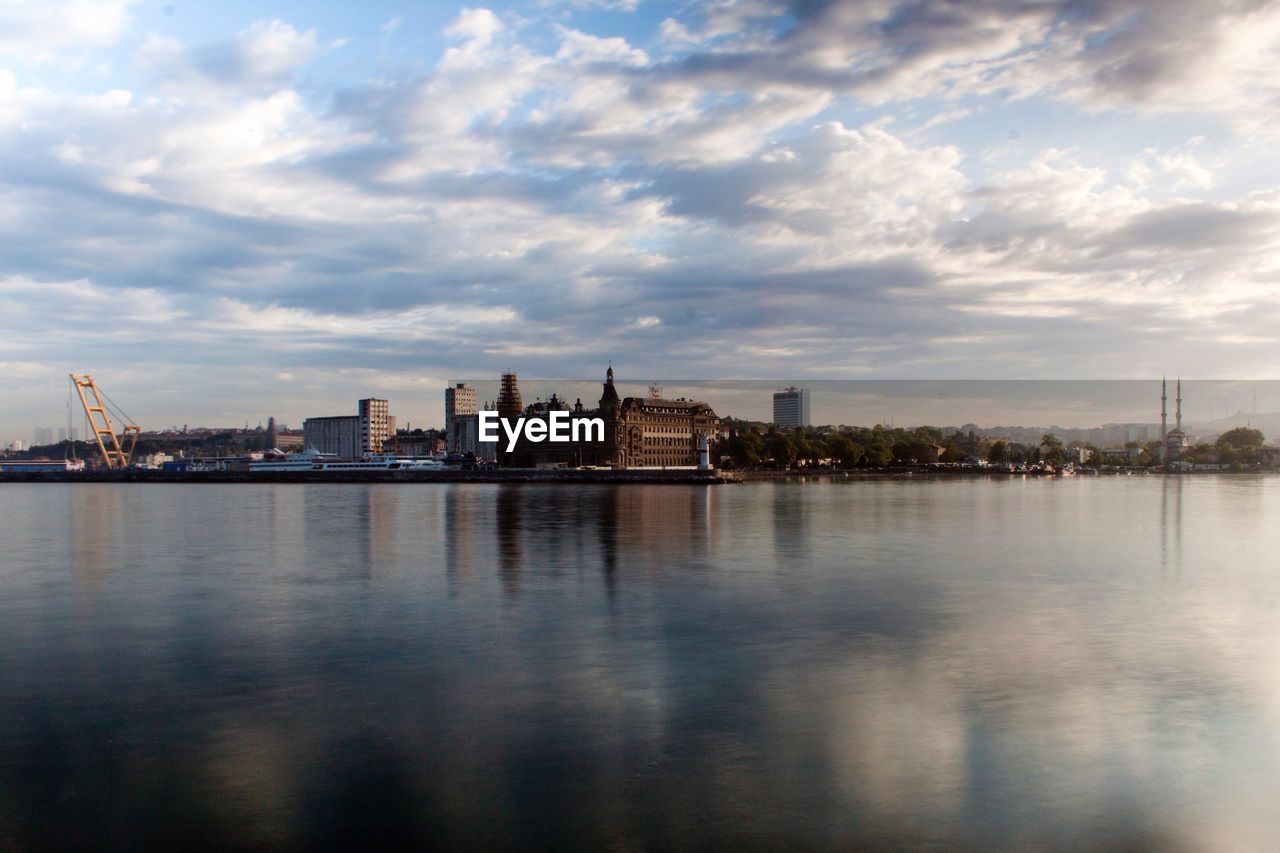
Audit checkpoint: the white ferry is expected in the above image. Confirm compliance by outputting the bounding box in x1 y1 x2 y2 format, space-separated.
315 455 444 472
249 448 334 472
250 450 445 473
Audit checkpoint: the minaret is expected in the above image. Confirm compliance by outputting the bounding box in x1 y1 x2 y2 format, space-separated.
1176 378 1182 433
1160 377 1168 462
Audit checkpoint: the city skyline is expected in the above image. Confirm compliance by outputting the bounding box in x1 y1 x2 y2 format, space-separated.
5 2 1280 433
14 377 1280 452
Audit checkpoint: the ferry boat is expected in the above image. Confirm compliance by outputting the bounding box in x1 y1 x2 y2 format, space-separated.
315 455 444 472
249 450 445 473
249 448 334 472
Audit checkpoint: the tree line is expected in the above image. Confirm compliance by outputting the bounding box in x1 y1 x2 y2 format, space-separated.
714 422 1271 470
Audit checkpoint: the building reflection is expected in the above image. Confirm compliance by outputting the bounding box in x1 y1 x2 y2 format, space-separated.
1161 475 1183 575
486 485 715 601
771 481 812 563
445 485 481 593
496 484 525 600
302 484 393 581
593 487 712 592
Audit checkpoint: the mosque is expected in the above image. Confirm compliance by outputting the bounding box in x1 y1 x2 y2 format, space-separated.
1161 378 1190 463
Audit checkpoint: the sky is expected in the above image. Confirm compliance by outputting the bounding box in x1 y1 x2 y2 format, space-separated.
3 0 1280 437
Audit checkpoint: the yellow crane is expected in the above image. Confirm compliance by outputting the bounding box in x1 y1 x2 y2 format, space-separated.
70 373 141 469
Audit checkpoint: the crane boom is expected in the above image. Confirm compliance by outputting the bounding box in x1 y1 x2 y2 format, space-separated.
70 373 140 469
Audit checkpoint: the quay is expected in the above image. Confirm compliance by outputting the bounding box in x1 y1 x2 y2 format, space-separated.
0 468 736 485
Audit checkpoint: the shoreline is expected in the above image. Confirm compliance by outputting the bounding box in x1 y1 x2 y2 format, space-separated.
0 468 735 485
4 466 1267 484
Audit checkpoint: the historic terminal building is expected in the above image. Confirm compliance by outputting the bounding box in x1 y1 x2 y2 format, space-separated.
496 367 719 469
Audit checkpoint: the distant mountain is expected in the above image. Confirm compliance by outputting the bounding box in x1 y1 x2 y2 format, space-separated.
1189 412 1280 444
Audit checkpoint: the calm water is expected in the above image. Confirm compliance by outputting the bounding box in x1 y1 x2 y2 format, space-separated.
2 478 1279 850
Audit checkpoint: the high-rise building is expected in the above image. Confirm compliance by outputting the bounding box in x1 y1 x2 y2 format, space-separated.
359 398 390 455
265 417 278 451
773 387 811 428
33 427 55 446
445 383 478 452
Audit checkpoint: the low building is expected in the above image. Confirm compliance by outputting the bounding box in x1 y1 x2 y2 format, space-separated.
450 412 497 461
303 415 360 458
445 383 479 452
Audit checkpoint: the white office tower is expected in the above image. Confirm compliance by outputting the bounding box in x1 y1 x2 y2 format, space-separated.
773 387 811 428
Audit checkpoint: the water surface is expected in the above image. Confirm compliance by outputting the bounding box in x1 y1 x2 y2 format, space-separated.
2 478 1279 849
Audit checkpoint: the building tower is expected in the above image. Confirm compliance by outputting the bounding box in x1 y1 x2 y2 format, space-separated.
266 416 278 451
1160 377 1168 462
599 366 621 466
358 398 390 455
1176 378 1182 433
773 386 811 428
497 373 523 420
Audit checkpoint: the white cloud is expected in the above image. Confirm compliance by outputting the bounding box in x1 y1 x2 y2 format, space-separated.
444 7 502 47
0 0 135 62
5 0 1280 433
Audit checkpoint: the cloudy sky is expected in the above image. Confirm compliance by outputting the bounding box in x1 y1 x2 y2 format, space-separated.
3 0 1280 435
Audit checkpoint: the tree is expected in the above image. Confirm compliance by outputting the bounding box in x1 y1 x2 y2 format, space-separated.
721 432 764 468
826 434 862 468
863 441 892 467
767 434 797 469
1217 427 1264 449
988 440 1009 463
791 436 813 468
1040 433 1065 464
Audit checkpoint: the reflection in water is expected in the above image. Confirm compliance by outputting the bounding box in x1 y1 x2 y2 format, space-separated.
444 486 481 592
496 484 524 600
3 479 1280 849
1161 475 1183 576
71 485 115 597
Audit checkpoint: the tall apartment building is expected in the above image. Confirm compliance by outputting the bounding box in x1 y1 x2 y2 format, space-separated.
772 387 811 428
358 398 390 454
445 383 478 452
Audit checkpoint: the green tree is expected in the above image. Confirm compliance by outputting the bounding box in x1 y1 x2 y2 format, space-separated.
1040 433 1065 464
1217 427 1264 449
826 434 862 468
767 434 797 469
863 441 892 467
721 432 764 468
988 440 1009 463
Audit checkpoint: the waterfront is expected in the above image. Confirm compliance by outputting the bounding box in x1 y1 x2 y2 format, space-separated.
2 478 1280 849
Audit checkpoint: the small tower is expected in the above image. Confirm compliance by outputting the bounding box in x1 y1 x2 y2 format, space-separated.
599 365 622 466
1176 378 1182 433
498 372 522 421
1160 377 1168 462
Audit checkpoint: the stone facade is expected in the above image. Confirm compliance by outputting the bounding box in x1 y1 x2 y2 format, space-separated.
499 368 719 468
